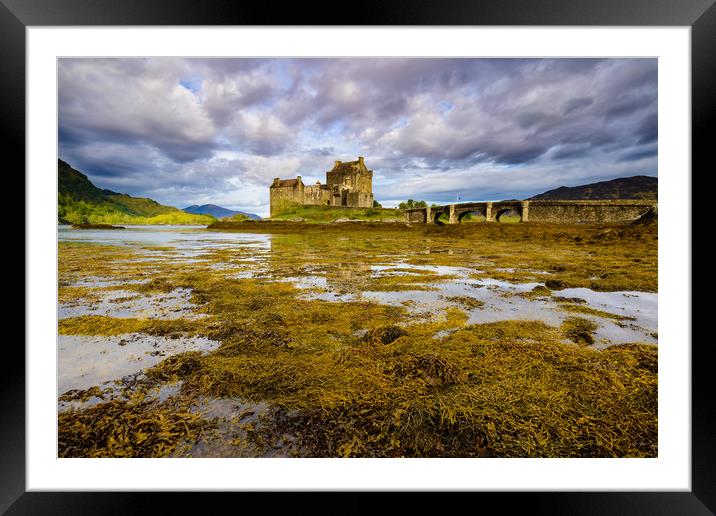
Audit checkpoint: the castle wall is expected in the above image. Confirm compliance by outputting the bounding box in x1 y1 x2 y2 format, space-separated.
354 170 372 194
347 191 373 208
525 201 652 223
325 171 347 189
304 185 331 206
269 183 304 217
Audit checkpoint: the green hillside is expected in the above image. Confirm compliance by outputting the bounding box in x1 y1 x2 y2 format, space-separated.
58 160 215 225
530 176 657 201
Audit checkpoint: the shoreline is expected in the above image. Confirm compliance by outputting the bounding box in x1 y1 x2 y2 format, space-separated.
206 218 651 233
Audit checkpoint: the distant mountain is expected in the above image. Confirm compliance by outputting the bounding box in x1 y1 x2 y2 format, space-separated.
530 176 657 201
183 204 261 220
58 159 215 225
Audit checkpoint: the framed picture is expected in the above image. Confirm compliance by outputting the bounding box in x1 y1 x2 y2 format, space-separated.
9 0 709 512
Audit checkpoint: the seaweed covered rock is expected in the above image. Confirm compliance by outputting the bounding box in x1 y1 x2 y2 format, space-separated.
545 279 567 290
72 223 125 229
58 399 207 458
561 317 599 345
392 354 463 387
363 325 407 345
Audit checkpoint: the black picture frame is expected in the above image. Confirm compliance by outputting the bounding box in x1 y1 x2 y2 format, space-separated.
6 0 709 513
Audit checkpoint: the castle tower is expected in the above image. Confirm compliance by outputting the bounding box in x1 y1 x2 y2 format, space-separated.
269 176 304 217
325 156 374 208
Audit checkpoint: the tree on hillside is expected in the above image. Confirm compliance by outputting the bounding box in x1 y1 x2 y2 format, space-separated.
373 200 383 208
398 199 428 210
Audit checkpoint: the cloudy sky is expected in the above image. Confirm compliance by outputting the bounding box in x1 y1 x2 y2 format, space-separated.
58 58 657 217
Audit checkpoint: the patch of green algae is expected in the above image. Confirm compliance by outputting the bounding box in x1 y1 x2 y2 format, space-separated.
558 303 636 321
58 315 200 337
364 273 457 292
443 295 486 309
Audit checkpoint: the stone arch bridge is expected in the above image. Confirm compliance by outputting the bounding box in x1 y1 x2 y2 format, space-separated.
404 200 656 224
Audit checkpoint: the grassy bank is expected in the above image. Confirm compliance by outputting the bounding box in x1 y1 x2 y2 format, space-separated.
268 205 403 223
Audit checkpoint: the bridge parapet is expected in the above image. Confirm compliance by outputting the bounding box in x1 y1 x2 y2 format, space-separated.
404 200 656 224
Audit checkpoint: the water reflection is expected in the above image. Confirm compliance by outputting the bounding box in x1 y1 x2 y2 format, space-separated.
59 224 273 255
61 226 658 361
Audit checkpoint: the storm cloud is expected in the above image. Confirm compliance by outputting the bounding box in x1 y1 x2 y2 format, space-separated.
58 58 657 217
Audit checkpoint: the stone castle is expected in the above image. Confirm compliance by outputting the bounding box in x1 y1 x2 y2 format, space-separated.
270 157 374 217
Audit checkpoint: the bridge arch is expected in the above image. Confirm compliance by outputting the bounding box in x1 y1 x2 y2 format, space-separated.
495 206 523 223
433 209 447 225
457 208 487 223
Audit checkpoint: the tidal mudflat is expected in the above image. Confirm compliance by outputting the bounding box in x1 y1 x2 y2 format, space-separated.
57 221 657 458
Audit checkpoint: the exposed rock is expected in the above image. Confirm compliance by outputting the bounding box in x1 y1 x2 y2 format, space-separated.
631 205 658 225
71 223 125 230
545 279 566 290
363 325 407 345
